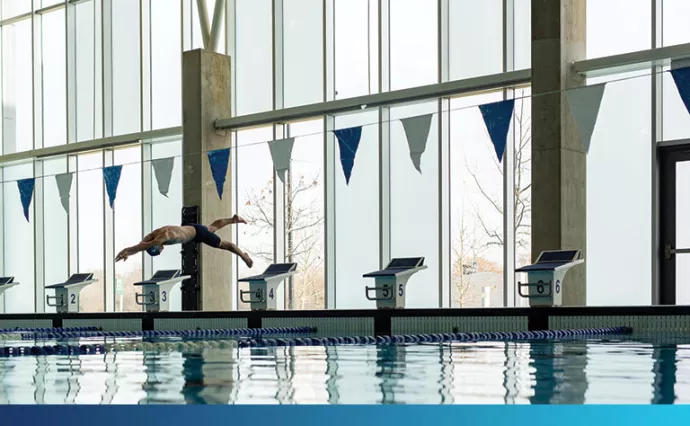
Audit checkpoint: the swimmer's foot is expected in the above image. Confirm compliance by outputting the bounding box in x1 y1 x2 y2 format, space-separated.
232 214 247 224
241 252 253 268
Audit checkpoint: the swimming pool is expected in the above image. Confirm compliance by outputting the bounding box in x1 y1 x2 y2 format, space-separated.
1 327 689 404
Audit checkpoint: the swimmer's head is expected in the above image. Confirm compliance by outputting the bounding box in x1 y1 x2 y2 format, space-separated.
146 245 164 257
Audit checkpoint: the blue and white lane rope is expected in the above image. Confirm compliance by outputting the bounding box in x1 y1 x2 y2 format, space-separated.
0 327 632 357
0 327 99 334
237 327 633 348
2 326 316 341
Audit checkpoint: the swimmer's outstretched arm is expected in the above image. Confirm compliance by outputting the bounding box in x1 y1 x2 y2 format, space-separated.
115 237 165 262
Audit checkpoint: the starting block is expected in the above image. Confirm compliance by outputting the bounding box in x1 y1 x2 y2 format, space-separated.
0 277 18 299
46 273 98 313
363 257 427 309
134 270 190 312
238 263 298 311
516 250 584 307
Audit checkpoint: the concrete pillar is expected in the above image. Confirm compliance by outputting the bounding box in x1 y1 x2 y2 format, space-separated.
531 0 587 306
182 49 233 311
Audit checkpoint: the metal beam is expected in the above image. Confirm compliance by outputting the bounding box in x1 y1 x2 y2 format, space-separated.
216 69 531 130
0 126 182 166
574 42 690 77
209 0 226 52
195 0 211 49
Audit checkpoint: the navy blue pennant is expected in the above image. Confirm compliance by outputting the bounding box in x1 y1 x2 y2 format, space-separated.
17 178 35 222
103 165 123 209
672 67 690 116
207 148 230 200
334 126 363 185
479 99 515 162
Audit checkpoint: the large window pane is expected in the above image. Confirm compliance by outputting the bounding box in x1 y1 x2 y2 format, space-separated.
236 127 275 310
235 0 273 115
587 0 651 59
114 147 143 312
514 0 531 71
76 0 103 142
42 159 69 313
283 0 323 108
662 0 690 46
112 0 141 135
514 89 531 307
42 9 67 148
334 111 379 309
390 102 439 308
449 0 502 80
2 19 33 154
587 74 651 306
2 1 30 19
286 119 324 310
450 93 505 308
390 0 437 90
78 153 104 312
663 68 690 141
2 165 35 313
334 0 378 99
151 0 182 129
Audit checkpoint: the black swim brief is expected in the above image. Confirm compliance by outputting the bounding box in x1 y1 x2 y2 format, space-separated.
188 224 221 248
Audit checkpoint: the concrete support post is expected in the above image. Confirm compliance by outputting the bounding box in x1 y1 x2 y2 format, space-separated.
531 0 587 306
182 49 233 311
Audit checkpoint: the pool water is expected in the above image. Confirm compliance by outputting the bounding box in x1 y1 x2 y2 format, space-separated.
1 337 689 404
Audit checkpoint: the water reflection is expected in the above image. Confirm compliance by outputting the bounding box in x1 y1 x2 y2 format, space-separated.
1 337 690 404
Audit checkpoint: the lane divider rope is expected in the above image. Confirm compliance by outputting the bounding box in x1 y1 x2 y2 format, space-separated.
237 326 634 348
0 327 632 357
0 326 316 341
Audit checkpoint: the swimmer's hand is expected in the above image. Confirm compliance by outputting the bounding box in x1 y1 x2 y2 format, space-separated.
115 248 130 262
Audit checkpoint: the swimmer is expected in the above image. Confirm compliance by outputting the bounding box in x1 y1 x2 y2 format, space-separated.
115 214 253 268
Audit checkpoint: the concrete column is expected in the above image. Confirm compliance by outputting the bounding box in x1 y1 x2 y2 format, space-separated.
531 0 587 306
182 49 233 311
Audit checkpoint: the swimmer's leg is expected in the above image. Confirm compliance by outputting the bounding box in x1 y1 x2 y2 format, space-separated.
207 215 247 233
218 240 253 268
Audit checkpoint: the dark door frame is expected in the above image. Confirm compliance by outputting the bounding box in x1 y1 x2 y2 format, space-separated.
659 144 690 305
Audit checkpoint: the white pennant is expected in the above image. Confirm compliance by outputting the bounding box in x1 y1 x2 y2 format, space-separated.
401 114 434 173
268 138 295 183
565 83 606 153
55 173 74 214
152 157 175 197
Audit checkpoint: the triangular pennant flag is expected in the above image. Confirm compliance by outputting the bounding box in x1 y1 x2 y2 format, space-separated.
672 67 690 116
55 172 74 214
103 165 123 209
17 178 35 222
334 126 363 185
401 114 434 173
268 138 295 184
207 148 230 200
152 157 175 197
479 99 515 162
565 83 606 153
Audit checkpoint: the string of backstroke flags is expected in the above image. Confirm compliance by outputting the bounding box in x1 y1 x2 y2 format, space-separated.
10 67 690 222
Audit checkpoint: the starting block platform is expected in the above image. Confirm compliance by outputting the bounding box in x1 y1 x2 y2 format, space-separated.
0 277 18 299
238 263 298 311
516 250 584 307
363 257 427 309
45 273 98 313
134 270 190 312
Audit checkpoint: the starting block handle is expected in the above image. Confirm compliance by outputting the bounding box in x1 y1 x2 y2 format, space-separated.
517 281 553 299
46 295 64 307
239 289 265 304
365 285 395 301
135 292 157 306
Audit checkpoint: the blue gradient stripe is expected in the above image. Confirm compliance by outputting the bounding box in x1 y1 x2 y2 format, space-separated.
0 404 686 424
